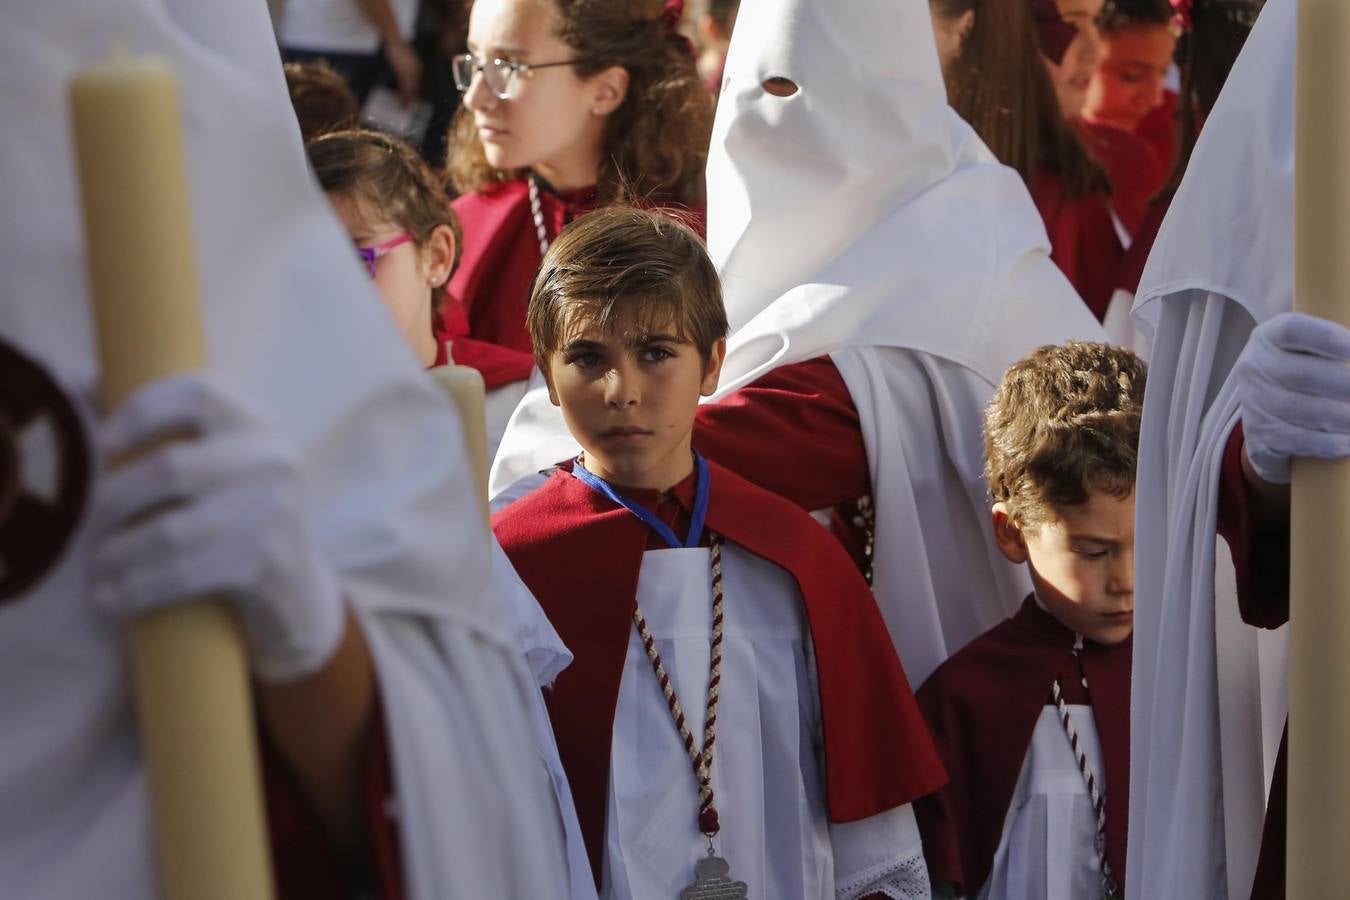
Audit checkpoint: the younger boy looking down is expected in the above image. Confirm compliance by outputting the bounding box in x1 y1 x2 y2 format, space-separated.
493 207 945 899
915 341 1145 900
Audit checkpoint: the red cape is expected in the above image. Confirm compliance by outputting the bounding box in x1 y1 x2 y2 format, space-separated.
494 459 946 887
1078 118 1168 238
1030 170 1124 322
1216 423 1290 900
914 595 1132 896
439 179 597 386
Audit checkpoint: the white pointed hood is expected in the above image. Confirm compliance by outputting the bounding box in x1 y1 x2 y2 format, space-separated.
708 0 1101 393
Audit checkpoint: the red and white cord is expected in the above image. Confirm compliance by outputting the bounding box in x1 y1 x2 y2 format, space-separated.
1051 635 1120 899
632 531 725 836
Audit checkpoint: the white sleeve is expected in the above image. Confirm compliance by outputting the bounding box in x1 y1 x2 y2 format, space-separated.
831 802 933 899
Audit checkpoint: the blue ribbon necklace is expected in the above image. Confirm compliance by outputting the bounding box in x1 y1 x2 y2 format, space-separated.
571 450 710 549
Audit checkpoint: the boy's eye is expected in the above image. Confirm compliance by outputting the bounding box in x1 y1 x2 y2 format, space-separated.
1076 548 1109 561
568 352 602 368
642 346 675 362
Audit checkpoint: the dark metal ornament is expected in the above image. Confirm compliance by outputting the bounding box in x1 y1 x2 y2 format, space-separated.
0 337 90 603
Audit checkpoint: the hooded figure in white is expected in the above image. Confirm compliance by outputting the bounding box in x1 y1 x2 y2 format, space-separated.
1125 1 1331 896
491 0 1105 687
0 0 591 896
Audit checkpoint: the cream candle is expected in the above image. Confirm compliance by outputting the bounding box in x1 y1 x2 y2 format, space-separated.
70 52 275 900
1291 0 1350 892
432 364 491 527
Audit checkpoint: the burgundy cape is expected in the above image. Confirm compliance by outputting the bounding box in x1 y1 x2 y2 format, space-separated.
264 704 404 899
913 595 1132 896
1078 119 1168 238
1030 169 1124 322
447 178 707 384
1215 423 1291 900
493 458 947 886
447 179 600 368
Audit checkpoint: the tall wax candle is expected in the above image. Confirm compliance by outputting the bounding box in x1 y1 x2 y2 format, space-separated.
70 52 275 900
1291 0 1350 893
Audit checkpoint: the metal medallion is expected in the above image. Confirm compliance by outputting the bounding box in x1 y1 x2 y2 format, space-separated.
680 849 748 899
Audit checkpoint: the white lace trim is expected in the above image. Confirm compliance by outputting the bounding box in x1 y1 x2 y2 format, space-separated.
835 846 933 899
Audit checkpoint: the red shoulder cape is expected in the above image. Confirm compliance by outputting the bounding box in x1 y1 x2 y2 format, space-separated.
1030 169 1124 322
493 459 946 887
1077 119 1168 238
441 179 594 386
914 595 1132 896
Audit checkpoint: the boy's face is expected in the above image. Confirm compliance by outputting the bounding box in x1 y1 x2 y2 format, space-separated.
994 489 1135 644
546 309 725 490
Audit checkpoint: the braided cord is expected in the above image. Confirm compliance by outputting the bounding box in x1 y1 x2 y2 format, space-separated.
1051 636 1120 899
527 175 549 256
632 532 725 836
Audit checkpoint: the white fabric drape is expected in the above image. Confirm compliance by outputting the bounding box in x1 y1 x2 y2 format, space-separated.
979 707 1108 900
1126 2 1293 897
0 1 574 895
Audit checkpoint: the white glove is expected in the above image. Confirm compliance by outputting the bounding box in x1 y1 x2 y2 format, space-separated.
1235 311 1350 484
91 374 345 683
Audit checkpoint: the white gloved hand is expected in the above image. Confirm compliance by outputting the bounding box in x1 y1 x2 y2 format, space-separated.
91 374 345 683
1235 311 1350 484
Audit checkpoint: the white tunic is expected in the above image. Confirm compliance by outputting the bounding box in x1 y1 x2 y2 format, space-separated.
980 707 1106 900
600 543 930 900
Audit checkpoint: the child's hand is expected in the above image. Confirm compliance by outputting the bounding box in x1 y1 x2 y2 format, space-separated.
91 374 344 684
1235 311 1350 484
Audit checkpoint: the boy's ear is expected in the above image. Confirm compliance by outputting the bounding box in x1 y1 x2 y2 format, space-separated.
700 338 727 397
589 65 630 117
991 502 1030 564
421 223 457 289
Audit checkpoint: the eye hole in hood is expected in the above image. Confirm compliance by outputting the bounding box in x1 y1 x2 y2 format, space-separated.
762 76 799 97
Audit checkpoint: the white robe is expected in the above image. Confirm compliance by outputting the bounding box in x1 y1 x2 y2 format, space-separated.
599 542 930 900
1126 2 1292 896
979 707 1107 900
0 1 573 895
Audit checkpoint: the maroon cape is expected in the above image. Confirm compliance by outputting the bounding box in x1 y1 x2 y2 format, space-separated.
1215 423 1291 900
1078 118 1168 238
1030 169 1124 322
264 704 404 899
447 178 599 366
493 458 947 887
914 595 1132 896
446 179 707 386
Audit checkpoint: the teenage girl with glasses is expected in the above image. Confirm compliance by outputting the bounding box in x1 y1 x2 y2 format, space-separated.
441 0 713 390
307 129 461 370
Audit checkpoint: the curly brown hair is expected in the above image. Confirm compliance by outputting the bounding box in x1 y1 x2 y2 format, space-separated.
447 0 713 206
984 341 1147 529
306 129 464 332
527 206 727 374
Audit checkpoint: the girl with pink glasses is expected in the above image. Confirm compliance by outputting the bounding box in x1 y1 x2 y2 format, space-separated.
307 129 461 369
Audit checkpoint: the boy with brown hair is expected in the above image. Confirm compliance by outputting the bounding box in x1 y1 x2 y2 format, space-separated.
914 341 1146 900
493 206 945 899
